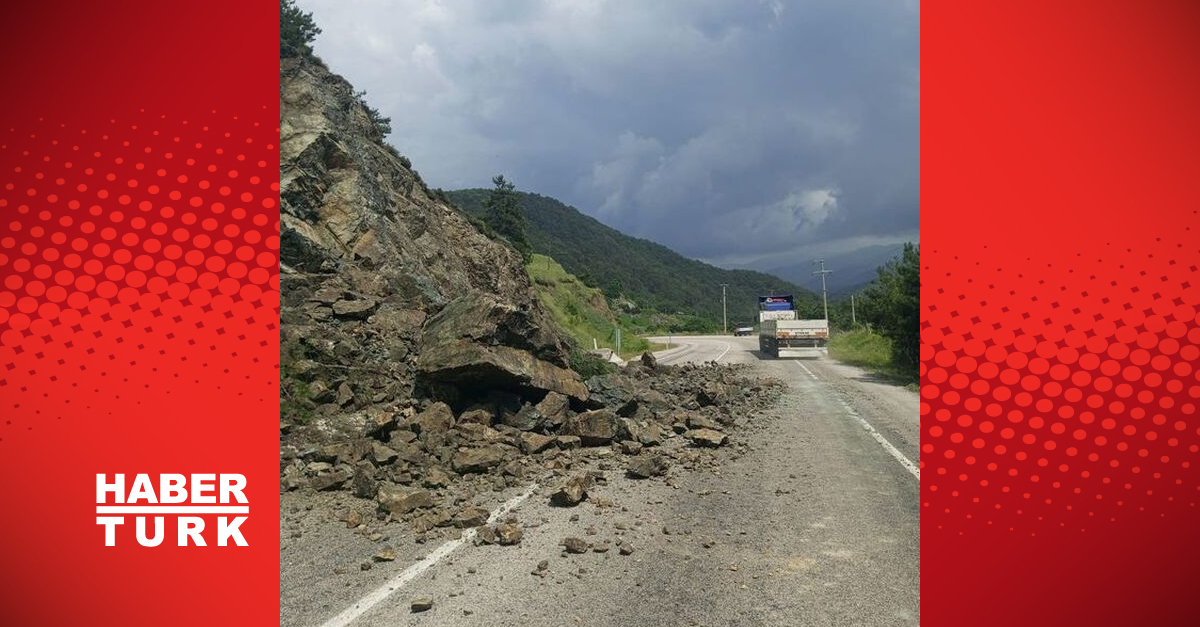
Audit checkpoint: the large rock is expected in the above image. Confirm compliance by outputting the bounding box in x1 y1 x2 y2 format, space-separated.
309 465 353 491
453 506 490 528
377 485 434 514
520 432 557 454
550 474 594 507
684 428 728 448
412 402 454 435
451 445 508 474
697 382 733 407
494 522 524 545
534 391 572 427
416 295 587 401
624 421 664 447
561 409 620 446
584 374 637 415
332 298 378 320
627 454 669 479
503 404 544 431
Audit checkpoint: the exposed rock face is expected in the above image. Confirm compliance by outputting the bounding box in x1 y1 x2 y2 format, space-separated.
279 54 582 449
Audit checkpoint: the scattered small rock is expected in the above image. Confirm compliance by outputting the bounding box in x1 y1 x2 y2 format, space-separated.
373 546 397 562
626 454 669 479
561 537 589 554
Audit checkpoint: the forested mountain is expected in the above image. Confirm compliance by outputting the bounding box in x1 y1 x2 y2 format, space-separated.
446 189 819 331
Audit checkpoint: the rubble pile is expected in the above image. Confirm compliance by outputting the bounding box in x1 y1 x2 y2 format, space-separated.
280 359 782 538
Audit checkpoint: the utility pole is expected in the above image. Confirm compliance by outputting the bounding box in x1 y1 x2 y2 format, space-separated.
720 283 729 334
812 259 831 323
851 294 856 326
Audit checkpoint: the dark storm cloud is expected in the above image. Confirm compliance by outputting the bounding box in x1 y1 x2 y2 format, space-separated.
302 0 919 269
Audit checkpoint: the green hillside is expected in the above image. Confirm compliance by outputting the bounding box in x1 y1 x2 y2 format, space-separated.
526 254 651 357
447 189 819 332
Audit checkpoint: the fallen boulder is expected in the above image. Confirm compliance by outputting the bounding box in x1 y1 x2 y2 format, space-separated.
412 402 455 435
685 428 728 448
520 432 557 455
377 485 434 514
331 298 378 320
453 506 490 528
561 409 620 446
626 454 669 479
550 474 594 507
584 374 638 415
495 522 524 545
415 295 588 401
451 445 508 474
535 391 572 428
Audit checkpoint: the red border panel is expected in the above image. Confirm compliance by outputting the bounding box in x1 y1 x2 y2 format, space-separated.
0 2 279 625
925 1 1200 625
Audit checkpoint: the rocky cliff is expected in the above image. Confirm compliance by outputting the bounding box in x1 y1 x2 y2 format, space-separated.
279 54 584 445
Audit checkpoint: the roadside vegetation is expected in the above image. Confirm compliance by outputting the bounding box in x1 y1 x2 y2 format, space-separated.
828 328 917 388
828 243 920 387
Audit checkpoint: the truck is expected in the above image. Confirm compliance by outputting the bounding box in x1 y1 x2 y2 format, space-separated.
759 318 829 358
755 294 828 358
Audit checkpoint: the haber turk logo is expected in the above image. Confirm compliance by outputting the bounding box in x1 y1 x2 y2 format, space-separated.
95 474 250 547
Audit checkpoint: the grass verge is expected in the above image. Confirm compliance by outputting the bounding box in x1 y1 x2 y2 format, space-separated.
526 254 652 357
828 328 918 390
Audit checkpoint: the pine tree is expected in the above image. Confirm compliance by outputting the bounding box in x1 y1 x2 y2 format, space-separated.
281 0 321 58
483 175 532 260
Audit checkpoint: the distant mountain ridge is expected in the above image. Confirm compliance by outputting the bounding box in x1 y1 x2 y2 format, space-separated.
767 243 908 297
446 189 820 330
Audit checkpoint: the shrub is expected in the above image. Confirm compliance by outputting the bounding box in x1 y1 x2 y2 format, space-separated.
569 347 614 379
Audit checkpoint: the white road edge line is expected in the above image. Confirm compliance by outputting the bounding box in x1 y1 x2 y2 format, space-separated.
320 483 538 627
715 342 731 362
795 362 920 481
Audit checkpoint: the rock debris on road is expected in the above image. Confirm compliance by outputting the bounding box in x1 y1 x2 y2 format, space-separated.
281 336 919 627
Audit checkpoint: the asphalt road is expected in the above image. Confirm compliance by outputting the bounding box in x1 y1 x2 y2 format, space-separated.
281 335 920 627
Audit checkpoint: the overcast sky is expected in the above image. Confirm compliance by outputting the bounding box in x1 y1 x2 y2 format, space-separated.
302 0 919 271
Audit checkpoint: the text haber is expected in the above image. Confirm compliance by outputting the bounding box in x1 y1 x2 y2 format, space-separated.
95 474 250 547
